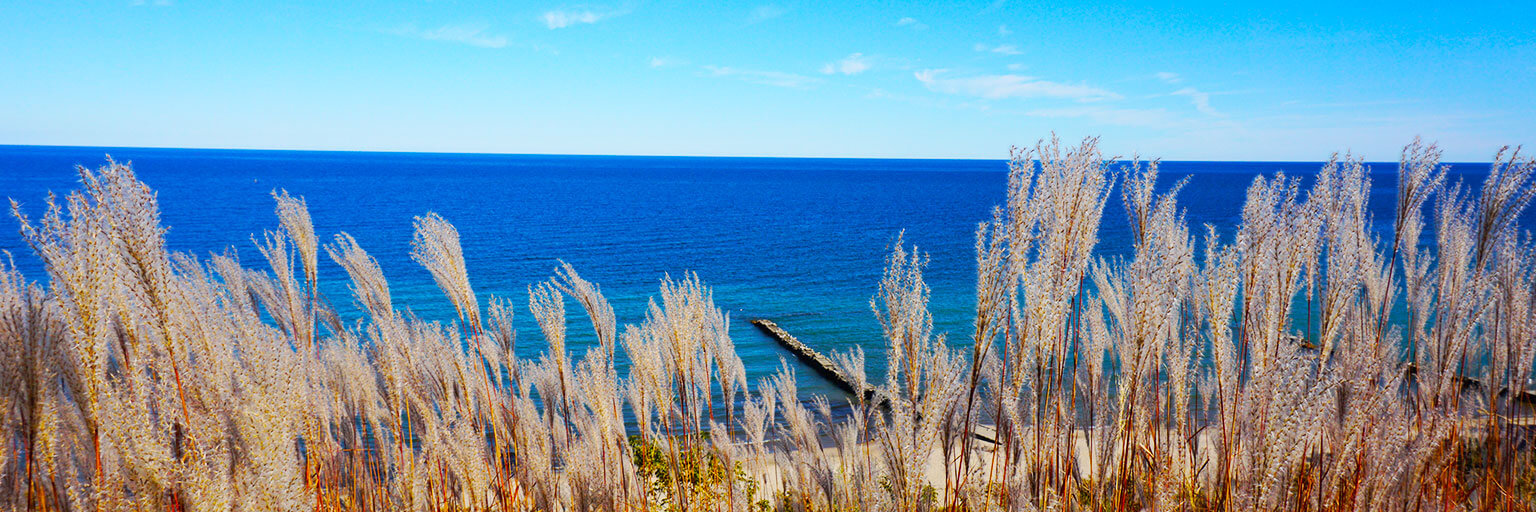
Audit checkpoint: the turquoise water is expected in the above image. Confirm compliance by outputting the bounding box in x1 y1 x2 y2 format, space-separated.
0 145 1512 398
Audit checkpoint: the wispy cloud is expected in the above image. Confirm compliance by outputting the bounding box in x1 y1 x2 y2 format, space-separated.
1148 72 1221 116
649 56 687 68
820 53 872 75
703 65 819 88
998 24 1012 36
915 69 1122 102
748 4 786 23
1282 98 1421 109
1171 87 1222 116
542 8 624 29
973 43 1022 55
896 17 927 30
129 0 173 5
865 87 932 104
388 23 509 48
1025 106 1183 128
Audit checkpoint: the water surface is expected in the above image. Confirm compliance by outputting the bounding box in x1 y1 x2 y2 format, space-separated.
0 145 1511 398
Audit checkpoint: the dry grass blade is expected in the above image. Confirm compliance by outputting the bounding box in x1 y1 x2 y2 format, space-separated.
1 138 1532 512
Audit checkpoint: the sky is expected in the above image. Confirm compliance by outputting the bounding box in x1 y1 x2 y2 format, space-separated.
2 1 1534 161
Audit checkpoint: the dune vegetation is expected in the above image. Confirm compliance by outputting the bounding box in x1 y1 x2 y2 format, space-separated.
1 137 1534 511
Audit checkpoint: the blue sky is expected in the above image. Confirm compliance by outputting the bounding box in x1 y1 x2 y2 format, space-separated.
2 1 1533 161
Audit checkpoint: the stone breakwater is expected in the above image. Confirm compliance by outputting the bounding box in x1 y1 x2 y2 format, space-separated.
750 318 881 403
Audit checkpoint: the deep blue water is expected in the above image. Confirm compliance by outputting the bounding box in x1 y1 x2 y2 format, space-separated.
0 145 1516 398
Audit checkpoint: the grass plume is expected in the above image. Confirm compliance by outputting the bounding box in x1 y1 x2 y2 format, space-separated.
2 139 1534 511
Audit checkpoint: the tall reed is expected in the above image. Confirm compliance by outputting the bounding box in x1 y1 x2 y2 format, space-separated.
2 139 1533 512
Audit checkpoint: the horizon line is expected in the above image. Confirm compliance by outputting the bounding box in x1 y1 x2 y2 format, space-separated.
0 142 1501 165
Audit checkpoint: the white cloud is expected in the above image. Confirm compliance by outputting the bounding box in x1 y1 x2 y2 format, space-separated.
749 4 786 22
915 69 1122 102
1006 63 1026 71
541 8 625 29
820 53 872 75
389 23 509 48
1149 72 1221 116
703 65 819 88
896 17 927 30
649 56 687 68
973 43 1022 55
1025 106 1182 128
998 24 1012 36
1171 87 1222 116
